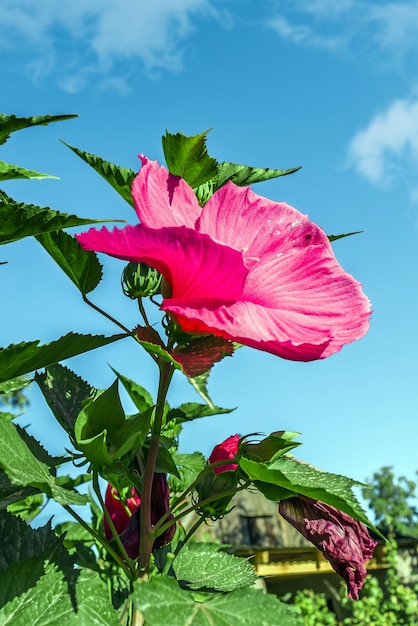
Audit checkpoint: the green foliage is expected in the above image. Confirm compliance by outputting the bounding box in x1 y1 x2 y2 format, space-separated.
214 161 301 190
0 419 87 506
363 466 418 537
290 590 337 626
239 456 377 532
36 229 103 294
162 129 219 188
35 364 95 436
133 575 302 626
0 113 77 145
0 161 58 182
0 190 111 245
173 543 256 592
0 333 126 384
62 141 136 207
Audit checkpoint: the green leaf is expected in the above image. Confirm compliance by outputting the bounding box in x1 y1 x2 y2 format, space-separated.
133 576 302 626
166 402 234 424
215 161 301 191
0 412 16 421
109 409 153 459
0 420 87 506
0 161 58 182
7 492 45 521
75 380 125 442
36 229 103 294
162 129 218 188
0 113 77 146
244 431 302 464
110 367 154 412
0 560 120 625
62 141 136 207
239 456 375 529
0 190 115 245
35 364 95 435
169 452 206 494
0 377 32 395
328 231 363 243
0 333 126 384
0 470 39 509
173 543 256 592
187 370 214 408
0 511 57 570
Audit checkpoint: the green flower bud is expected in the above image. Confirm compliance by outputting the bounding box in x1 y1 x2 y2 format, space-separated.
121 262 162 298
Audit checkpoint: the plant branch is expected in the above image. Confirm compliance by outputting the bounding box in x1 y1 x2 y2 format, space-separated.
83 293 132 334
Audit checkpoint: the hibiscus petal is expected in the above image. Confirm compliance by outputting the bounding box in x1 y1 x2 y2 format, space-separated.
76 224 248 301
132 156 202 228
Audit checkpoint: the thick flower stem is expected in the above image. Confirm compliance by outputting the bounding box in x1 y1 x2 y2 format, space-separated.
137 360 174 576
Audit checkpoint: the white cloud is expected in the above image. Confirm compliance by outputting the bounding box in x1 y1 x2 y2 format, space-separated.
266 1 418 71
347 98 418 186
0 0 221 91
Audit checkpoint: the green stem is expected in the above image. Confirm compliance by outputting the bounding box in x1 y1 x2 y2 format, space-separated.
83 293 132 335
62 504 132 578
173 516 206 558
157 481 250 536
92 471 136 578
137 360 174 575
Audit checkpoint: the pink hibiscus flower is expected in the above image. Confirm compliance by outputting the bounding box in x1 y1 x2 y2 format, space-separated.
76 157 370 361
209 434 240 474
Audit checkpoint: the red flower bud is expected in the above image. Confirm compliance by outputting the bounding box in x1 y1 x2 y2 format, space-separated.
103 484 140 540
208 434 240 474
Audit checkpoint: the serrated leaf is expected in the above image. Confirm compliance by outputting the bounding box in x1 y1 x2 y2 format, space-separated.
0 161 58 182
35 364 95 435
169 452 206 494
166 403 234 424
154 446 180 478
110 367 154 412
110 409 153 459
6 492 45 521
174 336 235 378
162 129 218 188
36 229 103 294
244 431 302 464
239 456 375 530
215 161 301 190
173 544 256 592
0 190 116 245
0 562 120 625
328 231 363 242
0 511 56 570
187 370 214 408
0 377 32 395
75 380 125 442
0 113 77 146
62 141 136 206
0 470 38 509
0 412 15 421
0 333 126 384
0 420 87 506
133 576 302 626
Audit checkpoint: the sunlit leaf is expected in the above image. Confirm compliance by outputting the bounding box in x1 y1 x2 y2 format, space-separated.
36 230 103 294
62 141 136 206
0 333 126 384
0 161 57 182
0 190 112 245
162 129 218 188
0 113 77 145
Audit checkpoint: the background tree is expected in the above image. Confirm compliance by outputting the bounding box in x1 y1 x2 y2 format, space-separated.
362 466 418 537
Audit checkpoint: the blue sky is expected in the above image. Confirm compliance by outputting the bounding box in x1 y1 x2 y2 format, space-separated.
1 0 418 506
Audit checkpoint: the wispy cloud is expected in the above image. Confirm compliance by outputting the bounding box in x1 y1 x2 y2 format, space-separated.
266 1 418 72
0 0 222 92
346 97 418 187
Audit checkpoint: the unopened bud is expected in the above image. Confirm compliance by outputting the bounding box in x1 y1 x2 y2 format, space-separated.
121 262 162 298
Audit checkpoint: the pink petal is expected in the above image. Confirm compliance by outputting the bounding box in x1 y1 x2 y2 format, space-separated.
76 224 248 302
131 156 202 228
